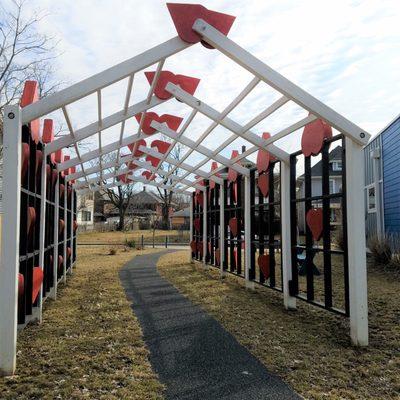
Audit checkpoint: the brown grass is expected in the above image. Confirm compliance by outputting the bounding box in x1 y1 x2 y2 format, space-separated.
157 251 400 400
0 245 164 400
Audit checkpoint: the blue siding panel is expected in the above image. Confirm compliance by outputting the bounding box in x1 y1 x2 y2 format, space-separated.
382 117 400 234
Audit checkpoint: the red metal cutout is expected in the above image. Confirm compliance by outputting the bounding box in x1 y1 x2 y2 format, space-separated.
128 138 147 157
142 170 155 181
59 219 65 234
73 220 78 231
190 240 197 252
257 173 269 197
306 208 323 241
209 161 219 189
229 217 238 237
145 70 200 100
67 247 72 259
51 170 58 186
20 81 40 143
55 149 64 164
167 3 235 49
301 118 333 157
258 254 270 279
59 184 65 198
135 112 183 135
227 150 239 183
35 150 43 177
146 154 161 168
27 207 36 238
42 119 56 163
58 255 64 271
32 267 44 304
195 191 203 207
215 248 220 265
197 241 203 256
256 132 272 173
118 174 134 184
194 217 201 232
18 273 24 297
151 139 171 154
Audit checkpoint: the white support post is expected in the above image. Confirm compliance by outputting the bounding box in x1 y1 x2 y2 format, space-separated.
0 105 22 376
203 190 208 269
371 148 382 239
244 176 254 290
189 196 193 262
51 178 59 300
63 182 67 283
219 182 225 277
345 138 368 346
280 161 297 310
70 189 74 271
38 147 48 322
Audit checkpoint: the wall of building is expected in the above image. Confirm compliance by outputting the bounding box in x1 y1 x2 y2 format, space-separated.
382 116 400 234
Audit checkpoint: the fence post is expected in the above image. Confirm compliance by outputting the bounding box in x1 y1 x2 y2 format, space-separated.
346 137 368 346
165 235 167 248
0 105 22 376
203 188 208 268
63 178 67 283
141 234 144 249
70 187 74 270
38 144 48 322
153 230 155 248
244 175 254 289
51 177 59 300
281 161 297 310
219 182 225 276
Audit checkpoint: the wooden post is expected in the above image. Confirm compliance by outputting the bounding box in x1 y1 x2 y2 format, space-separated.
244 176 254 289
281 161 297 310
346 137 368 346
0 105 22 376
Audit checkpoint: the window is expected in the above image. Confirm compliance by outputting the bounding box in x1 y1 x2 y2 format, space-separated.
82 211 92 221
332 161 342 171
329 179 335 194
367 186 376 212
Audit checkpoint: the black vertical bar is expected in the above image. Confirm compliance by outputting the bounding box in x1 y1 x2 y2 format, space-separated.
223 180 228 271
237 176 242 275
322 142 332 308
250 169 255 280
258 173 265 283
289 155 298 295
268 164 276 287
304 156 314 301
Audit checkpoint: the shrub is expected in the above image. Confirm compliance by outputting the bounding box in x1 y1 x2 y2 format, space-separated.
368 234 392 265
334 228 345 251
125 239 136 248
109 248 117 256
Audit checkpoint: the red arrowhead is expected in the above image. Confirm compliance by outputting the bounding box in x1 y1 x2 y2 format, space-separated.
135 112 183 135
145 71 200 100
258 254 270 279
32 267 44 304
301 118 332 157
306 208 324 241
257 173 269 197
167 3 235 49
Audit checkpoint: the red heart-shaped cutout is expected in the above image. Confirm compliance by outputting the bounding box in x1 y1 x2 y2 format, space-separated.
215 248 221 265
209 161 220 190
306 208 323 241
142 170 155 181
229 217 238 237
151 139 171 154
135 112 183 135
146 154 161 168
228 150 239 183
193 218 201 232
256 132 272 173
27 207 36 238
258 254 270 279
301 118 332 157
32 266 44 304
257 173 269 197
128 138 146 157
190 240 197 252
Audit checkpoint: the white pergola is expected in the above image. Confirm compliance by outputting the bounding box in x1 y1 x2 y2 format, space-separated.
0 4 371 375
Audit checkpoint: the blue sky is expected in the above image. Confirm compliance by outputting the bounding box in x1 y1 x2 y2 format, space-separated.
11 0 400 185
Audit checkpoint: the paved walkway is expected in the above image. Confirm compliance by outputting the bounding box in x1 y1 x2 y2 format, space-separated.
120 251 301 400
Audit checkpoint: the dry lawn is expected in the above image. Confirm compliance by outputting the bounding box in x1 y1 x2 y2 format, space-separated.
0 245 164 400
158 251 400 400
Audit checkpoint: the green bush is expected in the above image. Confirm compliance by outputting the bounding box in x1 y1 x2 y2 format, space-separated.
125 239 136 248
368 234 392 265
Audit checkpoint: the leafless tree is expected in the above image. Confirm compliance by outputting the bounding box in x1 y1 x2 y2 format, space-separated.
0 0 64 154
156 140 186 229
90 153 138 231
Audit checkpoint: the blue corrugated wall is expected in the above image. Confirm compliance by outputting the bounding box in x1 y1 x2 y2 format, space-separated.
382 116 400 233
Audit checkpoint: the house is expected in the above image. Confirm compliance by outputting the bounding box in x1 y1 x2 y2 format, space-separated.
297 145 344 233
170 207 190 229
77 191 105 230
364 114 400 239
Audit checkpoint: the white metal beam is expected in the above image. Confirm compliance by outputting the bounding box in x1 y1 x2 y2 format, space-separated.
192 19 370 145
22 36 191 124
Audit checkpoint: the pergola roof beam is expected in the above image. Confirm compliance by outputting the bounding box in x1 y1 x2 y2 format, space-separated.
151 120 250 176
192 19 370 145
21 36 191 124
49 95 166 155
165 83 290 162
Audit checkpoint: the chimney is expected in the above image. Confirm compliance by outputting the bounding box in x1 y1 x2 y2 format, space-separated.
241 145 246 153
143 186 146 191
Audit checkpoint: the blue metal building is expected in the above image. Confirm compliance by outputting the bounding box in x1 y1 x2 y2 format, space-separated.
364 114 400 238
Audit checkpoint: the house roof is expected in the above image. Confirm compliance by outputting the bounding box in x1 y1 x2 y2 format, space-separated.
298 145 343 180
172 207 190 218
130 190 164 205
